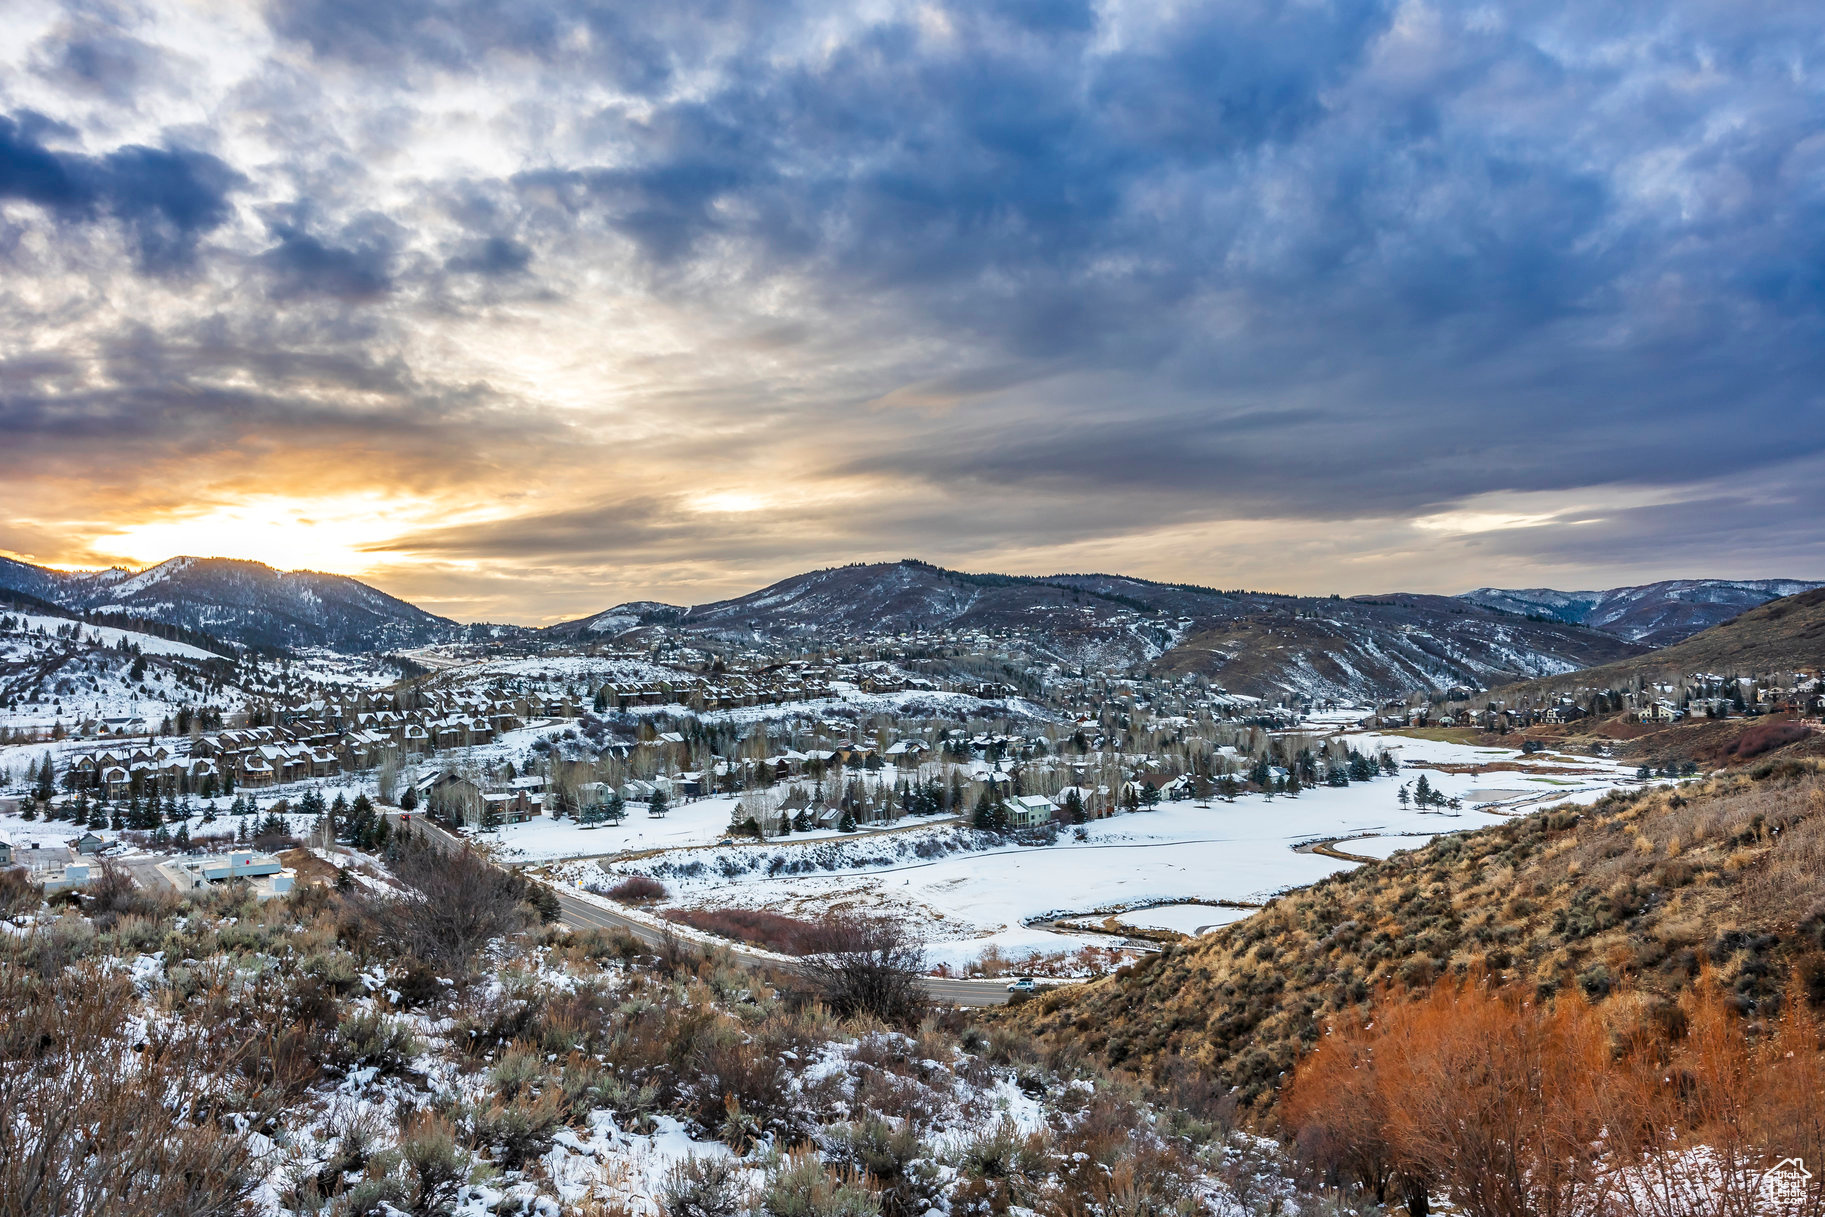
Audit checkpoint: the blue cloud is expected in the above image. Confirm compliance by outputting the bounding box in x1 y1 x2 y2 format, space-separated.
7 0 1825 597
0 113 240 271
260 220 396 300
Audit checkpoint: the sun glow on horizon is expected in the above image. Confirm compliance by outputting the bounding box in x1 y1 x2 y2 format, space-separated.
96 496 420 576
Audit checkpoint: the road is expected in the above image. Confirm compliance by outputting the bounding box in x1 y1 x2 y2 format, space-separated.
388 811 1014 1008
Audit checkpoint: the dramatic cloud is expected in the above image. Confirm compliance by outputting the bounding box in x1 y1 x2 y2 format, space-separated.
0 113 241 271
0 0 1821 620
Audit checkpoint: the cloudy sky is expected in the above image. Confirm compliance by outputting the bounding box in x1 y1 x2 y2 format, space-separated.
1 0 1821 623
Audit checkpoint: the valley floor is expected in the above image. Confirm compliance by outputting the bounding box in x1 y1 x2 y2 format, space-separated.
548 732 1648 971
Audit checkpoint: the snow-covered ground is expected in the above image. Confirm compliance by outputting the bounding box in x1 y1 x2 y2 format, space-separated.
555 731 1647 968
480 793 867 862
2 613 220 660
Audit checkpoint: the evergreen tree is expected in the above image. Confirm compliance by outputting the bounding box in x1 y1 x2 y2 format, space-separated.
1415 774 1433 806
1139 780 1161 808
605 791 625 825
647 788 669 818
837 806 857 832
398 785 418 812
1063 788 1086 825
174 821 190 850
973 788 1009 834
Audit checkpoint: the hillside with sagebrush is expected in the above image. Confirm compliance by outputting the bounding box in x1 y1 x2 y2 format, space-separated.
1014 760 1825 1106
0 835 1319 1216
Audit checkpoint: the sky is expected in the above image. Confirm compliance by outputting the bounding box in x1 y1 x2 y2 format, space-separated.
1 0 1822 624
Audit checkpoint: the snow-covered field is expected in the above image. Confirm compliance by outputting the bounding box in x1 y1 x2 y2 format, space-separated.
480 793 866 862
556 731 1647 968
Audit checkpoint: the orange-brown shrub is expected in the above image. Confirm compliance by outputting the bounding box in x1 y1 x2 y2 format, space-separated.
662 907 850 955
1284 974 1825 1217
1729 719 1811 759
605 875 668 902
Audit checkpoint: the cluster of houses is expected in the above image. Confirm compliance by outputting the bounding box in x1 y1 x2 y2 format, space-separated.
55 688 579 798
1403 672 1825 733
596 669 840 711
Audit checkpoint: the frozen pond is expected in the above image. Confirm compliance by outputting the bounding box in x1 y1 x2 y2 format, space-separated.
1345 833 1438 859
1115 903 1256 935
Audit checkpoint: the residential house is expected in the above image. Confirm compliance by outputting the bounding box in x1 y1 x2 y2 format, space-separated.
1004 794 1054 828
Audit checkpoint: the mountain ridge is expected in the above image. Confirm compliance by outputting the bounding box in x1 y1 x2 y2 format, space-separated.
0 554 457 652
1457 578 1823 646
552 559 1653 701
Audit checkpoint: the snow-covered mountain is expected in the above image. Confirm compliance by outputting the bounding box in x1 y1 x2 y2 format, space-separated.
555 560 1649 699
0 556 456 652
1458 579 1823 647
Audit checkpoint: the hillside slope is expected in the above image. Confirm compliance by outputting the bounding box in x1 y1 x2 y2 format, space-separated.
1460 578 1823 646
1492 586 1825 703
1150 593 1642 700
0 556 456 651
1013 758 1825 1106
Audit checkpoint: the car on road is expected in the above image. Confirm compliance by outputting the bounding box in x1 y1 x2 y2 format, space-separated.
1007 977 1037 993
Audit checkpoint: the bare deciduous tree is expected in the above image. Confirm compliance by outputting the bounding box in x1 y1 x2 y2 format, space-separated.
797 918 929 1027
357 840 530 975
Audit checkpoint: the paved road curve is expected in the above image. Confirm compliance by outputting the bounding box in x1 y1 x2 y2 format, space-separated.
387 812 1015 1009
